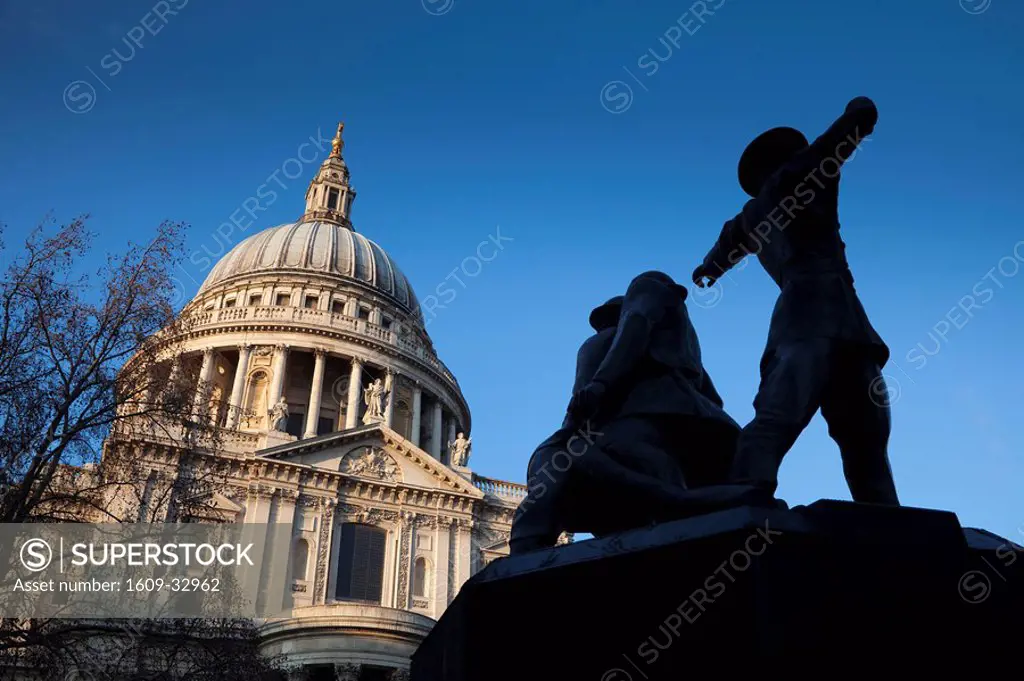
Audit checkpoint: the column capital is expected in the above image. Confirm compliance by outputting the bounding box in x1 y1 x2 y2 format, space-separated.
333 663 360 681
313 347 328 359
201 346 215 356
274 343 290 353
350 356 363 368
237 343 252 352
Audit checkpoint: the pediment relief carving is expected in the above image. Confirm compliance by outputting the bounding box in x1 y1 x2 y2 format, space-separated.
340 445 401 482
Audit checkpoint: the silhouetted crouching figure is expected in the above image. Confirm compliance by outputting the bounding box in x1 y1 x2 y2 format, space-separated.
509 295 624 555
509 271 742 555
692 96 899 505
567 271 739 491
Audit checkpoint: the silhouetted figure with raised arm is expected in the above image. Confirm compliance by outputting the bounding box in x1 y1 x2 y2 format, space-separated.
691 97 899 506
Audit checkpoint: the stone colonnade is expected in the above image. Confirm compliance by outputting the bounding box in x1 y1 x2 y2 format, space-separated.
285 663 409 680
185 344 463 459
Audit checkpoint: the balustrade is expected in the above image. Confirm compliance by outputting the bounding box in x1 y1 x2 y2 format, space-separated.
473 475 528 500
187 305 457 385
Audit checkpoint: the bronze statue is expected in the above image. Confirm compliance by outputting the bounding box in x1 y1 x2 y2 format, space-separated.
510 272 743 555
691 96 899 505
509 295 623 554
567 270 739 489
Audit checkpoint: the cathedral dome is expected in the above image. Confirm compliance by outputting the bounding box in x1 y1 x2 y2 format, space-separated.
199 221 420 316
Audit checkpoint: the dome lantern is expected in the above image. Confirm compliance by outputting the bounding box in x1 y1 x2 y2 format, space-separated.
302 122 357 227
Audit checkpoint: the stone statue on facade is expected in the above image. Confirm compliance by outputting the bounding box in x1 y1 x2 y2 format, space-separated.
362 377 389 425
448 432 472 467
509 271 744 555
691 96 899 506
270 396 289 432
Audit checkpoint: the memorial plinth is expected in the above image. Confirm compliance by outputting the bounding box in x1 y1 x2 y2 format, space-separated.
412 501 1022 678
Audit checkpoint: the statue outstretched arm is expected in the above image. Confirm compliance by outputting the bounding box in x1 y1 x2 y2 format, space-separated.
806 96 878 168
695 199 759 283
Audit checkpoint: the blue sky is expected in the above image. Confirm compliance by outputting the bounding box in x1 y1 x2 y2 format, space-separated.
2 0 1023 539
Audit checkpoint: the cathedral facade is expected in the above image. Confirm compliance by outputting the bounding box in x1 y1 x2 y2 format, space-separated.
114 124 532 680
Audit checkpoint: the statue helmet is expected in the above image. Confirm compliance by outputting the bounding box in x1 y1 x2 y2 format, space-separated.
589 296 624 331
738 126 809 197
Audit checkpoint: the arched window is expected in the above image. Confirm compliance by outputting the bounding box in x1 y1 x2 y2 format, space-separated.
335 523 387 603
292 538 310 581
413 557 428 598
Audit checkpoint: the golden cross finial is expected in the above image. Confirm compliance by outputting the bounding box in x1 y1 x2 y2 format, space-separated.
330 121 345 158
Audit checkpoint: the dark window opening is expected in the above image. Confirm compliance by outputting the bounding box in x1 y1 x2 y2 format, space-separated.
331 300 345 314
317 417 334 436
357 307 371 321
275 293 290 306
380 317 392 330
286 412 304 438
223 297 236 308
327 188 340 210
304 295 319 309
249 293 262 306
335 523 387 603
306 665 335 681
359 668 394 681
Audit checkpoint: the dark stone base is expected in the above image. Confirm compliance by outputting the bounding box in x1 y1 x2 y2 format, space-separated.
412 501 1023 678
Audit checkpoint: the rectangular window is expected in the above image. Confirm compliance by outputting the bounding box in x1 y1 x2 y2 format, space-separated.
249 293 262 306
327 188 340 210
223 297 236 308
304 295 319 309
380 317 392 330
275 293 290 306
357 307 371 321
335 523 387 603
331 299 345 314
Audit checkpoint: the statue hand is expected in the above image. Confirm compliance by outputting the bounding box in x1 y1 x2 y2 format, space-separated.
691 264 717 288
567 381 607 424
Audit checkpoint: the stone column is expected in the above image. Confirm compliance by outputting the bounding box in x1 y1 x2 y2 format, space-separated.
304 349 327 438
344 357 362 429
267 344 290 406
434 518 452 615
334 663 360 681
456 518 473 593
410 383 422 447
447 416 457 449
430 400 443 459
343 297 357 317
284 666 309 681
225 344 251 429
192 347 215 414
260 490 297 614
384 370 396 426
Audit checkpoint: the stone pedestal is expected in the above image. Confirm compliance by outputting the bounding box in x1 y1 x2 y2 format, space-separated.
450 464 472 482
259 429 298 450
411 501 1023 678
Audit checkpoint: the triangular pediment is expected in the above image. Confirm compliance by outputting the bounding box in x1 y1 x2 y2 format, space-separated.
184 490 245 521
256 423 482 497
480 538 510 553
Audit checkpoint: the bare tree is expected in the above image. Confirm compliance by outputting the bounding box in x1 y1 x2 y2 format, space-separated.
0 216 278 680
0 215 224 524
